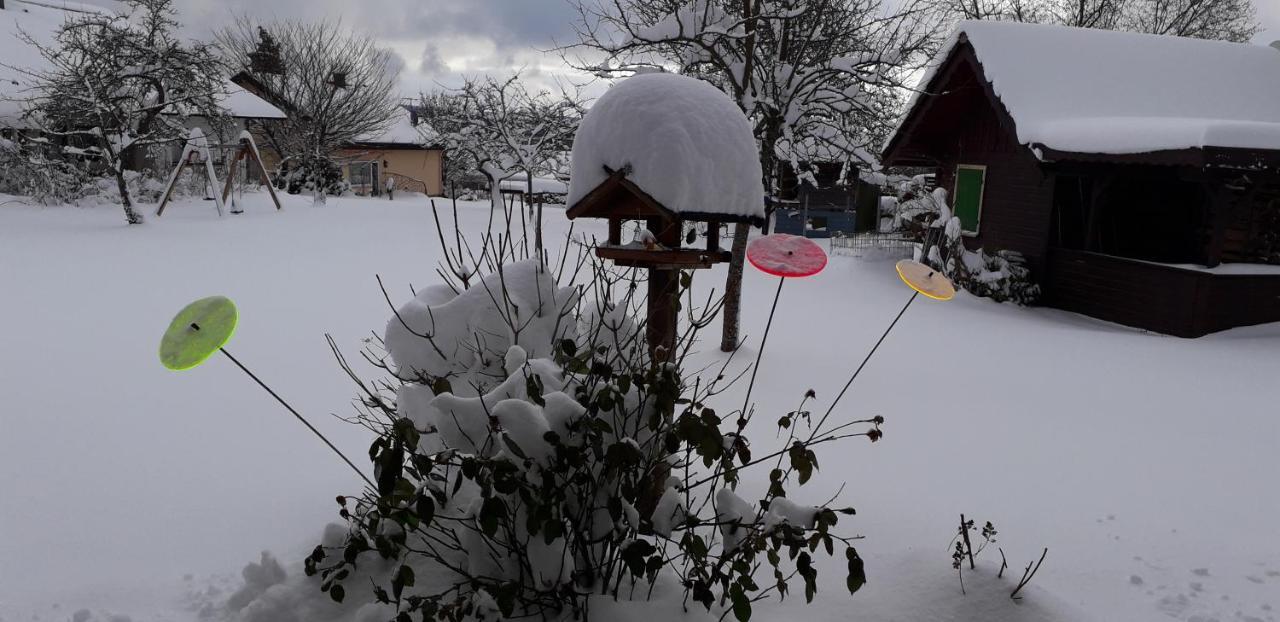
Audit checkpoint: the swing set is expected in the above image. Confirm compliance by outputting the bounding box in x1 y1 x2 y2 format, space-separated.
155 128 282 217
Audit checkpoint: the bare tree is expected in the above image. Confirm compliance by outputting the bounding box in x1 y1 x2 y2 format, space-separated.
570 0 947 351
932 0 1042 20
1122 0 1259 42
417 74 584 256
934 0 1258 41
1045 0 1124 28
217 18 401 183
9 0 227 224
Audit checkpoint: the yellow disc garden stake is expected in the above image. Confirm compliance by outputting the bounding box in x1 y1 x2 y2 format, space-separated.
816 260 955 430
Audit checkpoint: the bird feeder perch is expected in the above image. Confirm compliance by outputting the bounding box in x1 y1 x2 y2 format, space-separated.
566 166 763 361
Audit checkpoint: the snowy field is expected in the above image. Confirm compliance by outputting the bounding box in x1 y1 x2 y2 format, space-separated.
2 192 1279 622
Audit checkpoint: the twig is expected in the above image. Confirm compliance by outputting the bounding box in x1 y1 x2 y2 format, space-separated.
960 514 975 570
1010 548 1048 600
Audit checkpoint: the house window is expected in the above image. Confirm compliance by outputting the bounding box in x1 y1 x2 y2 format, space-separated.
954 164 986 234
348 161 379 193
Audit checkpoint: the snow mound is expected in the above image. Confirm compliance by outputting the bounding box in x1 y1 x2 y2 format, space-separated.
567 72 765 220
893 20 1280 155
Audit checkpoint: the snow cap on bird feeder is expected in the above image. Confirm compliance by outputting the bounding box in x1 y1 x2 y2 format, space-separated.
565 72 767 359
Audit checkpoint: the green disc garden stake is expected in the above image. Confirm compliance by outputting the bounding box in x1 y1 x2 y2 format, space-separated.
160 296 376 490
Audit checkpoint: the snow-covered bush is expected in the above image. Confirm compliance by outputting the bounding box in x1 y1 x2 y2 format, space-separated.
278 154 349 199
88 169 168 206
0 138 91 205
896 186 1041 305
298 218 878 621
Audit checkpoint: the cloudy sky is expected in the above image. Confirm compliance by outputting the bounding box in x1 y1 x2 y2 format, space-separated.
170 0 1280 99
175 0 593 97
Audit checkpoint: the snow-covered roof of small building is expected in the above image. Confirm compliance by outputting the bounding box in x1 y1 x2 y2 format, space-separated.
2 1 282 126
0 1 114 126
567 73 765 220
890 20 1280 156
352 106 431 146
222 87 286 120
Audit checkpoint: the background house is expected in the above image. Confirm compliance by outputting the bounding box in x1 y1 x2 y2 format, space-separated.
335 105 444 196
883 20 1280 337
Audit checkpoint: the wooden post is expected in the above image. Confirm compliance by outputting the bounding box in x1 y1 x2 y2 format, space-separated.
646 215 686 362
647 268 678 362
608 217 622 245
220 135 282 211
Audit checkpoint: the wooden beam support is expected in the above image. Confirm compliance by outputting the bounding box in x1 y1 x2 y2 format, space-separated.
647 268 678 362
608 217 622 246
706 221 720 252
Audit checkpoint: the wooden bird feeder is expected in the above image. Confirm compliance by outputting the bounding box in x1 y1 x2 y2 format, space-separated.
566 166 764 361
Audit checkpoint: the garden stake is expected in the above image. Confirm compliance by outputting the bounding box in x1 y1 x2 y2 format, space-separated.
160 296 376 490
816 259 954 430
740 234 829 418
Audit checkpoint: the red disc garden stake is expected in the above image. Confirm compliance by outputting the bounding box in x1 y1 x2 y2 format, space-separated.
739 234 829 419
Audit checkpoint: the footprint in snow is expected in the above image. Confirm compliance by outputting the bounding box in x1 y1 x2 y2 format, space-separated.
1192 568 1210 576
1247 576 1265 584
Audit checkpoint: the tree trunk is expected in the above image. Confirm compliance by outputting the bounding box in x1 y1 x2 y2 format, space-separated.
528 172 543 260
719 222 750 351
114 166 144 225
720 0 760 353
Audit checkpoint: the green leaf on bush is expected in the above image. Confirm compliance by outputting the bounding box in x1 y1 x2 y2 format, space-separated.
846 547 866 594
730 583 752 621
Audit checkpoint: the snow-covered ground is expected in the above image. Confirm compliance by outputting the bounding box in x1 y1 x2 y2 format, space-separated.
2 192 1278 622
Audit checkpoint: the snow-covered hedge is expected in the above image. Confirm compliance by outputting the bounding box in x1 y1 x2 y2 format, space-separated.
274 248 878 621
277 154 350 199
0 138 91 205
894 184 1040 305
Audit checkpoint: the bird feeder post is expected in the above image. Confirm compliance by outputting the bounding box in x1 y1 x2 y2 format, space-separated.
646 214 685 361
566 169 750 363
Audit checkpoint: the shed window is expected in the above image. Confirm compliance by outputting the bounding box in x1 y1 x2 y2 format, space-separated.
954 164 986 234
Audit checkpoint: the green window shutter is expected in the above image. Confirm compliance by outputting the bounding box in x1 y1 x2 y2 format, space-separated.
954 165 986 233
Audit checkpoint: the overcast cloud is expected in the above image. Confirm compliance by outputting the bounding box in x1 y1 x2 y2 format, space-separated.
171 0 1280 99
175 0 590 97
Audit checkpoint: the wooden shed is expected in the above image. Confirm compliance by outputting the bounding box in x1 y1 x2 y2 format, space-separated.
883 21 1280 337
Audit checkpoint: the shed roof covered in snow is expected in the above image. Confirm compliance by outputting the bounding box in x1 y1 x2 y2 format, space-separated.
566 72 765 223
222 87 286 120
885 20 1280 161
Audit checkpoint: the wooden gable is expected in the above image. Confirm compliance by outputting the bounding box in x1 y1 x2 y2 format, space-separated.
565 167 677 222
883 38 1024 168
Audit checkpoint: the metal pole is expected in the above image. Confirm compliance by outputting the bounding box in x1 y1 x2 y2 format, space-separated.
738 276 786 419
815 290 919 431
183 321 377 491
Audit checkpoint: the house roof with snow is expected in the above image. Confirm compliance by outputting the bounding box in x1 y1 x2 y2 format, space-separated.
2 1 283 126
884 20 1280 165
0 0 122 126
221 87 286 120
347 105 441 149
